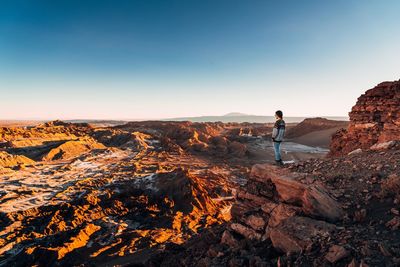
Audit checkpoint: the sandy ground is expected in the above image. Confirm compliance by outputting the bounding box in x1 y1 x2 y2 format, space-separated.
287 126 343 148
245 137 329 165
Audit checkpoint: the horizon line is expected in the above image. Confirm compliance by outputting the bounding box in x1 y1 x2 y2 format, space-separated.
0 114 350 122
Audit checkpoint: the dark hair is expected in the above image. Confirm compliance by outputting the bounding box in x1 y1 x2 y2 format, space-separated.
275 110 283 118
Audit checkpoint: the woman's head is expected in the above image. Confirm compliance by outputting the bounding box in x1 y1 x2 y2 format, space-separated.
275 110 283 119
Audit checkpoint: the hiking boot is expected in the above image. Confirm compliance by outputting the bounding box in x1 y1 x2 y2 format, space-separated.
275 160 284 166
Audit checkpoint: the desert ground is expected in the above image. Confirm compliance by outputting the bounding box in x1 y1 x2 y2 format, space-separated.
0 117 342 266
0 80 399 267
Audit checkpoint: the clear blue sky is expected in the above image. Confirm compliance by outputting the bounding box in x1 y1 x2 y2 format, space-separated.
1 0 399 120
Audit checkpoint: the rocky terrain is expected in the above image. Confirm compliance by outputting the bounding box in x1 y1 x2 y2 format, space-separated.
0 80 398 267
147 81 400 267
0 117 330 266
155 147 400 266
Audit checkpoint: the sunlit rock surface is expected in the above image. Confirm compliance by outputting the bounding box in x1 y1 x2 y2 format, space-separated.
330 80 400 156
0 119 346 265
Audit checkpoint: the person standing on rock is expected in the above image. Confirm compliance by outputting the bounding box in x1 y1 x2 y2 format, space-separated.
272 110 285 166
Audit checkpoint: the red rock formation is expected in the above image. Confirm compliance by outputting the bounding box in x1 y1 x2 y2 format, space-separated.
330 80 400 156
228 164 343 254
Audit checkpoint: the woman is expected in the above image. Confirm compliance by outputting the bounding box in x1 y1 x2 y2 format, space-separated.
271 110 285 166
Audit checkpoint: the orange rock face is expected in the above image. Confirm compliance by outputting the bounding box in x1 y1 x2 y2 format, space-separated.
0 120 253 266
250 164 344 221
0 119 356 266
227 164 343 254
41 138 106 161
0 151 35 168
330 80 400 156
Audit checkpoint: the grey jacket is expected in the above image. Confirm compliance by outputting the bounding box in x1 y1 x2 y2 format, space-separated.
272 119 286 142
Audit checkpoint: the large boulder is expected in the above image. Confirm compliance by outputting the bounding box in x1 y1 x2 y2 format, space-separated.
228 163 344 257
251 164 344 222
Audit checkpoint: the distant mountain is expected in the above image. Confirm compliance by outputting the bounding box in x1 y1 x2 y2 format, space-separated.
164 115 349 124
223 112 249 117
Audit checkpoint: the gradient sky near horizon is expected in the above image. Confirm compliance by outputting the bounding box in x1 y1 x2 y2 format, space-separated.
1 0 400 120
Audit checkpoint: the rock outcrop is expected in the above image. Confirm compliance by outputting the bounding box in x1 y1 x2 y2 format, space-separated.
41 138 106 161
330 80 400 156
228 164 343 254
0 151 35 168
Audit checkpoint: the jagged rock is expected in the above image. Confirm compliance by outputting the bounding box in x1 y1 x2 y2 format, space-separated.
250 163 289 182
330 80 400 156
301 184 344 222
325 245 350 263
251 164 344 222
370 140 397 150
230 201 259 220
52 223 101 260
42 138 106 161
269 216 335 254
0 151 35 168
268 203 300 227
236 188 272 206
230 223 262 241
